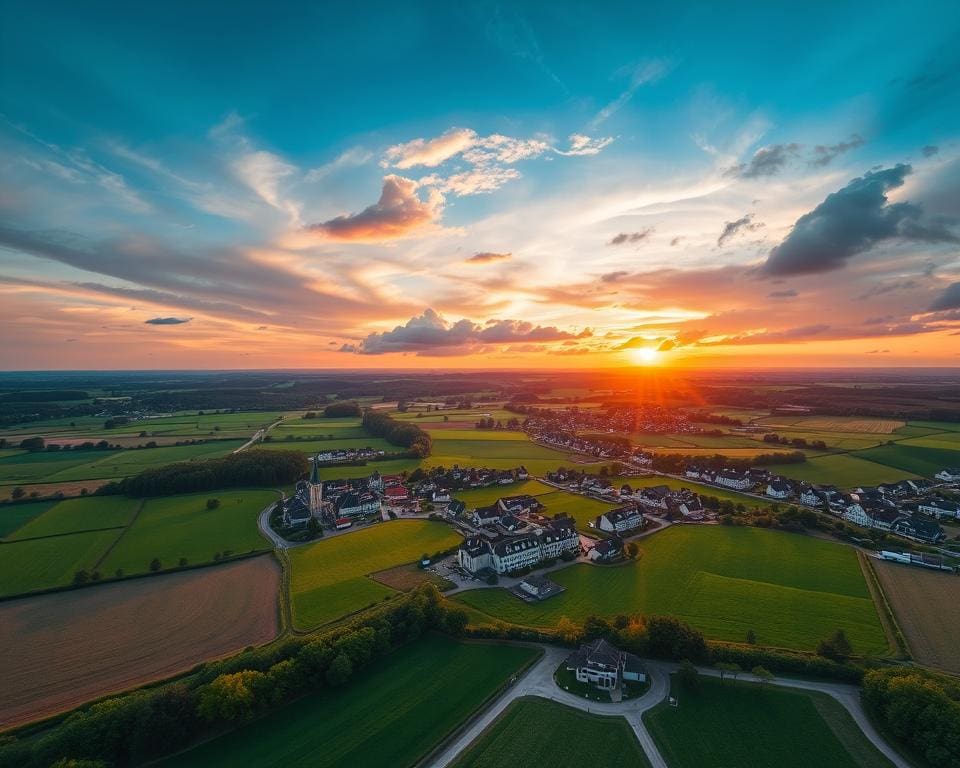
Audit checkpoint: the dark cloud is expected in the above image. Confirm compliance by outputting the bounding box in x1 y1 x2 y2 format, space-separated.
717 214 763 247
810 134 865 167
762 164 959 276
670 237 682 246
767 289 797 298
867 349 890 354
856 280 917 300
922 145 940 158
725 144 800 178
929 282 960 311
145 316 191 325
345 308 588 355
601 270 630 283
466 251 511 264
306 175 444 242
608 228 654 246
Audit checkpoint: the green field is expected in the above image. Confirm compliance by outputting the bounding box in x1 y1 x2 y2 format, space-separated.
0 528 121 596
853 442 960 478
289 520 463 630
769 454 917 488
456 526 887 654
99 490 276 575
644 675 893 768
452 696 651 768
0 440 245 485
452 479 555 509
430 437 569 462
6 496 139 540
319 458 423 480
166 634 538 768
0 501 55 538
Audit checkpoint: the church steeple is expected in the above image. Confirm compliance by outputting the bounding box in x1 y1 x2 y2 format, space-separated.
308 454 322 517
310 454 320 484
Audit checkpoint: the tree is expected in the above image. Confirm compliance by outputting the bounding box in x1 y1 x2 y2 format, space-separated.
19 436 45 452
625 542 639 559
752 665 775 688
556 616 582 645
816 628 853 661
326 652 353 686
206 498 221 510
197 670 266 722
149 557 162 572
11 486 25 500
178 557 188 568
678 660 700 691
73 570 90 586
745 628 757 645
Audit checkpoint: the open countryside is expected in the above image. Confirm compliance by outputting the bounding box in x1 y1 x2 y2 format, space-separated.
457 526 889 654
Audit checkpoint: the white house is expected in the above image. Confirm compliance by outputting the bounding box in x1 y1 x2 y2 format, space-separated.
565 638 646 691
491 535 542 573
766 478 793 500
716 469 752 491
935 468 960 482
799 486 823 507
596 506 644 534
919 498 960 520
472 504 502 527
588 537 622 561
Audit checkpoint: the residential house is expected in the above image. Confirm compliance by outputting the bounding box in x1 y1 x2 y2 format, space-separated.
919 497 960 520
492 535 542 573
892 515 946 544
537 517 580 558
588 537 622 561
716 469 752 491
596 505 644 534
383 485 409 504
935 468 960 482
766 478 793 500
637 485 672 511
472 504 502 527
565 638 646 691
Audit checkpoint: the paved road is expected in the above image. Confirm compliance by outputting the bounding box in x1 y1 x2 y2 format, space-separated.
257 500 289 549
428 646 669 768
427 647 909 768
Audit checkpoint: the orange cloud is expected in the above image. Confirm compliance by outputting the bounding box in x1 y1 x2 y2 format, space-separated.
305 175 446 243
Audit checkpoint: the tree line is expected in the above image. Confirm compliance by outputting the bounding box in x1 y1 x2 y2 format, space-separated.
648 450 806 474
101 449 308 497
0 585 468 768
322 401 362 417
362 409 432 457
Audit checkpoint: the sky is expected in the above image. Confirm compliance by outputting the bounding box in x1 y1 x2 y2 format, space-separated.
1 0 959 370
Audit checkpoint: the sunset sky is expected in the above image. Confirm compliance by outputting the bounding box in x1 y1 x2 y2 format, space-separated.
1 1 959 370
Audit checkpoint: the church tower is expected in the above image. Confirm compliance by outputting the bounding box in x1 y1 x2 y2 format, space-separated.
308 454 323 516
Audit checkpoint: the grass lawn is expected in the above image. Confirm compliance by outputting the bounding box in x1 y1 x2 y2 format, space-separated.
452 479 555 509
452 696 652 768
6 496 139 540
768 454 916 488
289 520 463 630
0 501 56 538
319 458 423 480
430 437 570 461
535 490 615 528
99 490 276 576
166 634 538 768
853 443 960 478
643 675 893 768
456 526 887 654
0 528 121 596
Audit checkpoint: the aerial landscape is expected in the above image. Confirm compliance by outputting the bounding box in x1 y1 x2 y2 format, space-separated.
1 1 959 767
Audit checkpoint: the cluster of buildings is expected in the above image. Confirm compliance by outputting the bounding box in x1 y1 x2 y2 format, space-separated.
416 464 529 491
457 512 581 576
314 446 385 464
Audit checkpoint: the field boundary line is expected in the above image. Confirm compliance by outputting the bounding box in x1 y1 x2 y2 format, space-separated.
91 499 146 572
1 524 127 545
858 551 911 660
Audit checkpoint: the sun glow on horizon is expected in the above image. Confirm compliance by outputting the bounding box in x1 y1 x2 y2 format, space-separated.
629 347 661 365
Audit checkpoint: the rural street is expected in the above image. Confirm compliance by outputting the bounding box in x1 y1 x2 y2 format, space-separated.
426 646 910 768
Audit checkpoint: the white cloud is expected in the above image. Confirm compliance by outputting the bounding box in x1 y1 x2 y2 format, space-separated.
305 146 373 182
383 128 479 169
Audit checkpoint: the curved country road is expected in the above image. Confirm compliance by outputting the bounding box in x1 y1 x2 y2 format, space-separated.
427 646 910 768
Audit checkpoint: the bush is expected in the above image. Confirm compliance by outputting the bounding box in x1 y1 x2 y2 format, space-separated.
323 401 362 418
206 498 221 510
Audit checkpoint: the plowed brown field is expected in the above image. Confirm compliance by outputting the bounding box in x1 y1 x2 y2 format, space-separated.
0 555 279 729
874 559 960 674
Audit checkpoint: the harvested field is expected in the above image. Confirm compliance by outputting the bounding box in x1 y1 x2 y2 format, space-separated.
370 563 455 592
0 479 115 502
873 560 960 675
0 554 280 730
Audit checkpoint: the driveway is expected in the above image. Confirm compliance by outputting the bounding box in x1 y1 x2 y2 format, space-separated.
426 646 909 768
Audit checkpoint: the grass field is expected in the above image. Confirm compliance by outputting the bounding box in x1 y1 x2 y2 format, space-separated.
452 696 651 768
455 526 887 654
757 416 904 434
0 440 245 485
853 443 960 478
99 490 276 576
535 490 615 528
431 437 570 462
0 501 55 538
0 555 279 729
165 634 538 768
644 675 893 768
289 520 463 630
768 454 917 487
873 561 960 675
452 479 554 509
6 496 140 540
0 528 122 596
319 458 423 480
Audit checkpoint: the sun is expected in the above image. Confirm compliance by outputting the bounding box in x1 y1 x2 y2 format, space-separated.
630 347 660 365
